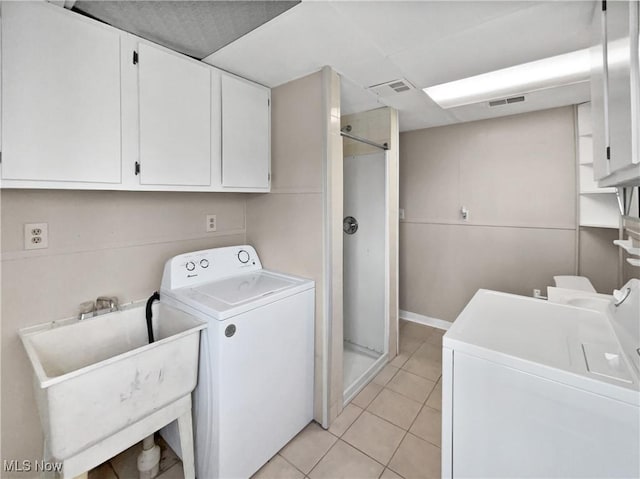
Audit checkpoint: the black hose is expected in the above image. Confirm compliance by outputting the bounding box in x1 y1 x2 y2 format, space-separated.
145 291 160 343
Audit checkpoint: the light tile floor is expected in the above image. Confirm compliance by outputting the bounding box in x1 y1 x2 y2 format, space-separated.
91 321 443 479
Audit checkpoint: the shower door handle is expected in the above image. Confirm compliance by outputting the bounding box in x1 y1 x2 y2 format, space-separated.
343 216 358 235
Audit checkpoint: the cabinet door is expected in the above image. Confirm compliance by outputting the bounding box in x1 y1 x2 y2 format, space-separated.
138 43 211 186
1 2 121 183
630 1 640 168
606 0 634 174
221 75 270 189
590 6 610 180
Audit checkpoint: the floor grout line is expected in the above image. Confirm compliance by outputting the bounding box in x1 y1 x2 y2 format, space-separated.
305 435 342 478
341 408 409 464
328 403 366 439
321 330 439 477
277 452 309 477
383 327 440 478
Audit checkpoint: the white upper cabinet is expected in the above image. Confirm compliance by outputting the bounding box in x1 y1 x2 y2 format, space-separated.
0 3 270 192
606 0 634 174
1 2 121 184
137 43 212 186
221 74 270 189
591 0 640 187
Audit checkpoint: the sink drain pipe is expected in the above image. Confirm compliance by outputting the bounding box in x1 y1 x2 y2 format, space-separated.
137 292 162 479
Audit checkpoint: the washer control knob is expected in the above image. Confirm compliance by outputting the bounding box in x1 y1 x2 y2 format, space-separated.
185 261 196 272
237 249 250 264
200 259 210 268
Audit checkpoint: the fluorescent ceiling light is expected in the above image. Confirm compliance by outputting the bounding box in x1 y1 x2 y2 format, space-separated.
423 48 591 109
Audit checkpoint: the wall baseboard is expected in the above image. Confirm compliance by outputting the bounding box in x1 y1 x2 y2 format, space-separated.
399 310 452 331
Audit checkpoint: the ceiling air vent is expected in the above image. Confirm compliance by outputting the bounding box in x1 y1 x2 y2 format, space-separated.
367 79 416 97
489 95 526 107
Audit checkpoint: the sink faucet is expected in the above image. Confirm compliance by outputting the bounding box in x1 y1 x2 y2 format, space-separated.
96 296 120 312
78 296 120 320
78 301 96 320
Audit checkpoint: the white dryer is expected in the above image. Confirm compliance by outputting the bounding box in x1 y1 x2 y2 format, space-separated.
442 279 640 478
159 246 315 479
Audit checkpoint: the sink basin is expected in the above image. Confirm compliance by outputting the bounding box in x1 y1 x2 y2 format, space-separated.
547 286 613 313
20 302 206 461
566 297 611 312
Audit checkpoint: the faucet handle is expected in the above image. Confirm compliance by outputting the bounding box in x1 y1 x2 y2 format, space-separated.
96 296 119 312
78 301 96 320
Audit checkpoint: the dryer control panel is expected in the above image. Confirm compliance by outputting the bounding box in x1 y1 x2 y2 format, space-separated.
161 245 262 290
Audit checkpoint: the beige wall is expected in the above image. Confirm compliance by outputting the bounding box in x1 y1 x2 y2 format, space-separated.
1 189 246 476
245 71 328 422
400 107 578 322
342 108 391 157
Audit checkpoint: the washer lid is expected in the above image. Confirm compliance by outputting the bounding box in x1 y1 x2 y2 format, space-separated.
194 271 297 305
162 269 315 320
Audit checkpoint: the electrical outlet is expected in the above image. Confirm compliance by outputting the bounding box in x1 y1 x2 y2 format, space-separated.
24 223 48 250
533 289 547 300
206 215 217 232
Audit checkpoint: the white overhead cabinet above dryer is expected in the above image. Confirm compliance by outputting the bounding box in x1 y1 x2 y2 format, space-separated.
1 2 122 184
0 2 270 193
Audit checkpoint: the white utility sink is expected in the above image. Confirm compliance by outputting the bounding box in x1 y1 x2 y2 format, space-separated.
566 297 612 312
547 286 613 313
20 302 206 466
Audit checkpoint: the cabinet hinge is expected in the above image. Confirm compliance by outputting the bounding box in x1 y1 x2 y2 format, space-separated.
268 99 270 107
606 146 611 160
268 172 271 181
133 51 139 65
602 0 607 11
0 152 2 164
135 161 141 175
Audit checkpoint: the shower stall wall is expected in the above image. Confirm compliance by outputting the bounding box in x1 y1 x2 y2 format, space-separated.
343 150 389 401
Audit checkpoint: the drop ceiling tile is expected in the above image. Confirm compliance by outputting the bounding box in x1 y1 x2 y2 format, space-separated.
204 2 385 87
201 0 595 131
74 1 299 59
391 1 596 88
340 78 383 116
330 1 538 57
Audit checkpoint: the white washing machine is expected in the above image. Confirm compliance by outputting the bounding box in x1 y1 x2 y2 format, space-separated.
159 246 315 479
442 279 639 478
